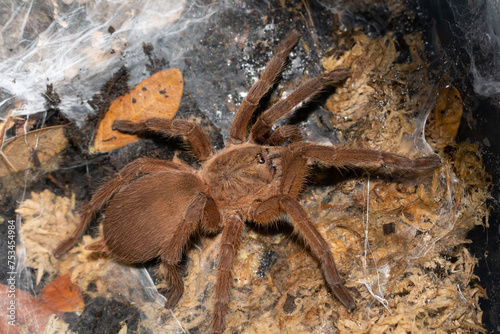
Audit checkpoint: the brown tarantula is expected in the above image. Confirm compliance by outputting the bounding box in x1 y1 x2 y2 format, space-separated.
54 31 440 333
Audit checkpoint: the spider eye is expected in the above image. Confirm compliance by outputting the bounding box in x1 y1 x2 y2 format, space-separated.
256 153 265 164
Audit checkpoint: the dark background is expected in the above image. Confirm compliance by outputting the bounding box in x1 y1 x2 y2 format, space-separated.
419 0 500 332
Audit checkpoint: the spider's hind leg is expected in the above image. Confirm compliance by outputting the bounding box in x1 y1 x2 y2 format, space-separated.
158 263 185 309
159 193 222 308
85 238 109 253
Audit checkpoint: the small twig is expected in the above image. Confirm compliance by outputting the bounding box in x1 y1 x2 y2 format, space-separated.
0 150 18 172
0 110 19 172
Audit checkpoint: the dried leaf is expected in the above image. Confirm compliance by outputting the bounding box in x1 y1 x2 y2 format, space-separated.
425 83 463 149
93 68 183 153
0 284 55 333
39 274 85 313
0 125 67 178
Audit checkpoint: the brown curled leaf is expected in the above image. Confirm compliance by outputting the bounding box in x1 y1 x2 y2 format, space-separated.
93 68 183 153
425 82 463 149
0 125 67 178
39 273 84 313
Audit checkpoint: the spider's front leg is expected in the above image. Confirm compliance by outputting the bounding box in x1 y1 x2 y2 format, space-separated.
230 30 301 142
266 124 303 145
113 118 214 161
251 195 356 310
250 69 350 144
295 144 442 172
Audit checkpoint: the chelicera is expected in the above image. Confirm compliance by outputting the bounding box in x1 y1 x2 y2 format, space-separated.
54 30 441 333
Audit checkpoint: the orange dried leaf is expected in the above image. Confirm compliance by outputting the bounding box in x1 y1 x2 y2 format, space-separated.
93 68 183 153
39 273 85 313
426 83 463 148
0 283 54 333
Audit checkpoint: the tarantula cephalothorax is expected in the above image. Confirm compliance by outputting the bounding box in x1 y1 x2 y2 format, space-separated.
54 30 441 333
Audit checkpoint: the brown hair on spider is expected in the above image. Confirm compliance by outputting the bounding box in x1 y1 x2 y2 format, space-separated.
54 30 441 333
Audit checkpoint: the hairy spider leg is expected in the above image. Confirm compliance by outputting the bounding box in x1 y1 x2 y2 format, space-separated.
296 144 442 171
229 30 300 142
250 69 349 144
249 148 356 310
159 193 221 308
212 214 244 334
113 118 214 161
248 144 441 311
266 124 303 145
251 194 356 310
